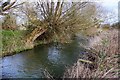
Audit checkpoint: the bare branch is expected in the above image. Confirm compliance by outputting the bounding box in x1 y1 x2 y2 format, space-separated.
2 0 17 11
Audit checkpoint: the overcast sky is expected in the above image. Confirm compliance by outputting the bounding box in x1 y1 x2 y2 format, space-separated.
1 0 119 24
16 0 120 24
14 0 119 15
3 0 119 14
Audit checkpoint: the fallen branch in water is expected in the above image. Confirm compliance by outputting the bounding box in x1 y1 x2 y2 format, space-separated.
43 69 54 79
79 59 93 64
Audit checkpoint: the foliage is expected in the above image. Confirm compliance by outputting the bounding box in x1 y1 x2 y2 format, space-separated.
21 1 100 42
2 14 17 30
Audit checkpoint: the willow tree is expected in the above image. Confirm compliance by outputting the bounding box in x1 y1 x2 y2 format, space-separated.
0 0 17 15
22 0 100 43
2 14 17 30
0 0 25 30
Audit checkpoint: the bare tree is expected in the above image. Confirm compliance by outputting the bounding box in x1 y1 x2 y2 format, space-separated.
0 0 24 15
20 0 101 42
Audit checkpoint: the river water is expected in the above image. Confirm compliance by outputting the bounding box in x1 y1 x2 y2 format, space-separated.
2 37 87 78
1 0 118 78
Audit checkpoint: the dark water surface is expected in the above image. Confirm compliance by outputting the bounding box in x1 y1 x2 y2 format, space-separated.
2 38 87 78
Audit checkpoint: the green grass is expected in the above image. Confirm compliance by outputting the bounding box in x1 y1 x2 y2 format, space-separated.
2 30 27 57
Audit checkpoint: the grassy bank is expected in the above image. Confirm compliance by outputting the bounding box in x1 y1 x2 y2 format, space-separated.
63 29 119 78
2 30 30 57
1 29 72 57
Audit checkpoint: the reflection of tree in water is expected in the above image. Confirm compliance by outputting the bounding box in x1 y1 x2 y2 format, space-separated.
48 45 61 63
61 40 81 65
24 43 64 77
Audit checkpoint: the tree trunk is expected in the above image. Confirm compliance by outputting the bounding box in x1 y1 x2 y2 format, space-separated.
25 27 47 48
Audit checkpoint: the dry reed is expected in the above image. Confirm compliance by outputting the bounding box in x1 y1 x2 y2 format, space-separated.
63 29 119 78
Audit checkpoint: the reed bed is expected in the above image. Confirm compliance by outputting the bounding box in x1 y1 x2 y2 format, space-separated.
63 29 119 78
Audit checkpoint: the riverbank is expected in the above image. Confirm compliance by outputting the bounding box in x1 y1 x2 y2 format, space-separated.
1 30 33 57
1 30 72 57
2 28 119 78
63 28 119 78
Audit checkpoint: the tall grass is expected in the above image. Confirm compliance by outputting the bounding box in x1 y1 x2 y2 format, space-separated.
63 29 119 78
2 30 26 57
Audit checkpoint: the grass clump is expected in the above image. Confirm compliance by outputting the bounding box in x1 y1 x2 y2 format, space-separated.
2 30 27 57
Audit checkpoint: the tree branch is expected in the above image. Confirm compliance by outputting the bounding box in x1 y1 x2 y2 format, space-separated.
2 0 17 11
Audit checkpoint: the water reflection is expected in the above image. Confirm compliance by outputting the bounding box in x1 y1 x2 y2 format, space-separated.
2 39 85 78
48 45 61 64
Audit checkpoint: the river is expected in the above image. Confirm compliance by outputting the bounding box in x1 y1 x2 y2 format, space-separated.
1 0 119 78
2 37 87 78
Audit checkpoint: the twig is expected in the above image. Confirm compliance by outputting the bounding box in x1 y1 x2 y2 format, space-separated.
79 59 93 64
102 67 114 78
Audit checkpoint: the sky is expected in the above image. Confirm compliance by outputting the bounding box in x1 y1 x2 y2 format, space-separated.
1 0 119 15
101 0 119 12
1 0 120 24
16 0 120 24
100 0 119 24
